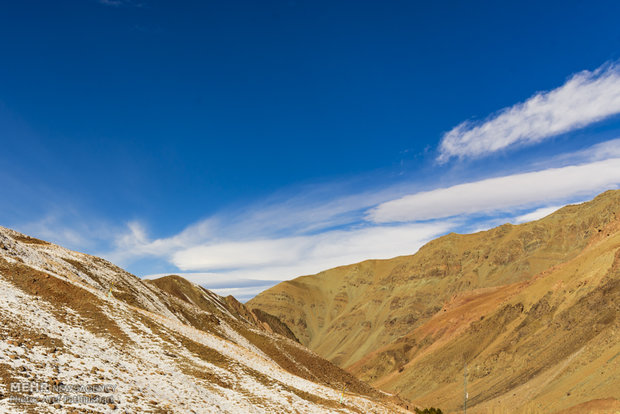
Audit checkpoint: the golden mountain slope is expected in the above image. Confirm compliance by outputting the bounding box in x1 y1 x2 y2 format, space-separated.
248 190 620 413
0 227 408 413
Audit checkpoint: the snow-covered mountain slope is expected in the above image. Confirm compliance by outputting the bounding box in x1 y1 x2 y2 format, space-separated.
0 226 410 413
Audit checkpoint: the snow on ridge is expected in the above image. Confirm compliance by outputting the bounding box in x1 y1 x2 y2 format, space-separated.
0 227 178 319
202 288 236 317
0 274 401 413
0 227 407 413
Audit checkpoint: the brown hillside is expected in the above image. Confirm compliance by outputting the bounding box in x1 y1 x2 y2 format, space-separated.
248 190 620 413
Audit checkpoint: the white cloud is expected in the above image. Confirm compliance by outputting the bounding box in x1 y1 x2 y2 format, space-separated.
114 221 149 249
210 286 272 302
171 222 454 274
98 139 620 273
172 238 310 270
139 222 454 300
142 273 277 301
94 141 620 300
102 177 412 269
13 211 121 252
103 218 218 265
534 138 620 168
513 205 563 224
18 217 90 247
369 158 620 223
438 63 620 162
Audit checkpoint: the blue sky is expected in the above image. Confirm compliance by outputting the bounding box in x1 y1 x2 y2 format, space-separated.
1 1 620 301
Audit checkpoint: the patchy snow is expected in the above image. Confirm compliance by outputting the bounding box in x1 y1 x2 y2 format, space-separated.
0 226 409 413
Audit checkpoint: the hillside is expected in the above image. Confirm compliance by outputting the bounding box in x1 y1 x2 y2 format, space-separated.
248 190 620 413
145 274 300 343
0 226 409 413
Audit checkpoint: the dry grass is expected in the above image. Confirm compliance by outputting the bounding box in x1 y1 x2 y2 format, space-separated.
249 190 620 413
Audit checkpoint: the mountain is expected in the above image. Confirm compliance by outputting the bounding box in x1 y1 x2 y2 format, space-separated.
144 274 300 343
0 226 409 413
248 190 620 413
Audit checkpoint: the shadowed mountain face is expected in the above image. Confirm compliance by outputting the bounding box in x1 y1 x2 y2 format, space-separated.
248 190 620 413
0 228 409 413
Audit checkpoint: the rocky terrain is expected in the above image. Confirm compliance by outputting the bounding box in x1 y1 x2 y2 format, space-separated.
0 226 409 413
249 190 620 413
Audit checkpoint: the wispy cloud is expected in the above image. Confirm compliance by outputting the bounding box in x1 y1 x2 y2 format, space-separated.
369 158 620 223
105 140 620 300
437 63 620 162
533 137 620 168
513 205 563 224
171 222 454 273
16 138 620 301
142 222 455 301
142 273 280 302
11 209 123 253
103 175 416 268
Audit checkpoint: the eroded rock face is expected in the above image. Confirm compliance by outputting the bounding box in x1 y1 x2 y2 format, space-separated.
0 226 409 413
249 190 620 413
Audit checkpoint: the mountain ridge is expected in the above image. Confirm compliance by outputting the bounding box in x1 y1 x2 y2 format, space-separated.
248 190 620 413
0 225 409 413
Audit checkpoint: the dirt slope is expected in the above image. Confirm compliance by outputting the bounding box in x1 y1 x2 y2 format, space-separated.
249 190 620 413
0 226 408 413
145 274 300 342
